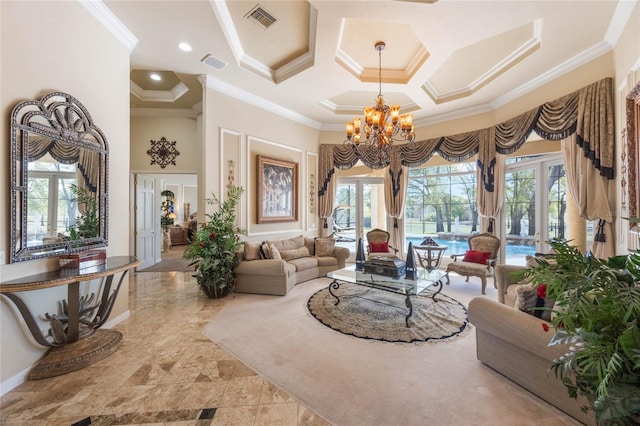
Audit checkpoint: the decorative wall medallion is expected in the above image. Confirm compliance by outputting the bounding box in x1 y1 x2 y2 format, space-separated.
147 137 180 168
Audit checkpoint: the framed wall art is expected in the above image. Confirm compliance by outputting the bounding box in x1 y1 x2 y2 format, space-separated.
257 155 298 223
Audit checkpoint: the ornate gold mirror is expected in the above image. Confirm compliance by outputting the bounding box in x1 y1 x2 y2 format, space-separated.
10 92 108 262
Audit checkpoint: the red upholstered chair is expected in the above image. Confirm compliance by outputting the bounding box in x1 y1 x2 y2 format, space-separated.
445 233 501 294
366 228 398 259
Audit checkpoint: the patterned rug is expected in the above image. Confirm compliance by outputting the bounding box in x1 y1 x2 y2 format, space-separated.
307 282 469 343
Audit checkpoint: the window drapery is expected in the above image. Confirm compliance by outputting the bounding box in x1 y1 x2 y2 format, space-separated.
563 135 614 258
318 77 614 245
318 144 337 236
384 151 409 256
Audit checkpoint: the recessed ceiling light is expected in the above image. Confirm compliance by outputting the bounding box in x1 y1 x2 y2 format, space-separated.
178 42 192 52
150 73 161 81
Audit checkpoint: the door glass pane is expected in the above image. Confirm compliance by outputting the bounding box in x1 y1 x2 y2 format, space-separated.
27 177 50 245
504 168 536 264
364 181 386 233
333 183 357 255
547 164 567 245
57 178 78 235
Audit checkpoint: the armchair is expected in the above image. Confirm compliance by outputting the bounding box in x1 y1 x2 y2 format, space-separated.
445 232 500 294
366 228 398 259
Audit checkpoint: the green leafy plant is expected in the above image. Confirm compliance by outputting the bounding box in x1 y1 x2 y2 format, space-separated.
183 186 245 298
67 184 99 240
160 189 175 230
526 238 640 424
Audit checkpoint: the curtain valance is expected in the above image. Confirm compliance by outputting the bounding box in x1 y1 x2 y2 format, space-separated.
321 77 614 179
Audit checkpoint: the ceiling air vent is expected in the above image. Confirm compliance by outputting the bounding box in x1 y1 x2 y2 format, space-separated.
245 4 277 29
201 54 227 70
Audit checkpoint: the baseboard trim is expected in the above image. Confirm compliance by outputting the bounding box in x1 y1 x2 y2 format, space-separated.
0 309 131 396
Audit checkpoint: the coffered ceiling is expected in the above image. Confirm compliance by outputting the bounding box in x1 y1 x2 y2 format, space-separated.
102 0 634 130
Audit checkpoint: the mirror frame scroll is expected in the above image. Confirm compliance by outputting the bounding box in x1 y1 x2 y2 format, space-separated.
10 91 109 263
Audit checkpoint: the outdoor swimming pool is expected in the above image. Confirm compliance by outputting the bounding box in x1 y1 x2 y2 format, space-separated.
405 236 536 259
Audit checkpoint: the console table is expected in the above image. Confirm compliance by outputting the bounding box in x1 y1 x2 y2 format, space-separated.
0 256 140 379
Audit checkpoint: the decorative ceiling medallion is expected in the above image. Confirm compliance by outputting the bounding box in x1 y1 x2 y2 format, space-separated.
147 136 180 168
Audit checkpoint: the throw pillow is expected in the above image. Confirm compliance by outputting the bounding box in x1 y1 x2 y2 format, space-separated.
259 242 271 259
315 237 336 257
244 242 261 261
515 283 555 322
279 246 309 261
268 243 282 260
369 241 389 253
462 250 492 265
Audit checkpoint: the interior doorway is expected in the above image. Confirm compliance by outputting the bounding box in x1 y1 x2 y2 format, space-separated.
132 173 197 268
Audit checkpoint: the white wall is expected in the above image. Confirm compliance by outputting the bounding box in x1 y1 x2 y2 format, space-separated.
201 81 321 241
130 115 199 174
0 1 132 389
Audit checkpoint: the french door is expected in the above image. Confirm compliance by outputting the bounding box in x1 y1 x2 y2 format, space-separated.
333 178 385 261
502 154 566 264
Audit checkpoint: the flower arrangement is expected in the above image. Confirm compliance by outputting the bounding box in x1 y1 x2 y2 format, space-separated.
526 238 640 424
183 186 245 298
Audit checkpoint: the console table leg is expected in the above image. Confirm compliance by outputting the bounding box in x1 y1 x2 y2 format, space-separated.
66 282 80 342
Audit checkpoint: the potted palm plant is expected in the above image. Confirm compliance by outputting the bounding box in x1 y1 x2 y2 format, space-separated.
526 237 640 424
68 184 99 239
183 186 245 298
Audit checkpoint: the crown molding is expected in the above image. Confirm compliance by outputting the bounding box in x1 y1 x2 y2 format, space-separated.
79 0 138 52
130 107 199 118
605 0 638 47
130 81 189 103
201 75 322 129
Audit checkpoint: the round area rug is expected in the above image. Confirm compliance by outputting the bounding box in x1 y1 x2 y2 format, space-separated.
307 282 469 343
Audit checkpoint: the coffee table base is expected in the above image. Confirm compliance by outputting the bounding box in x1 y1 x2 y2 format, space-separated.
328 277 450 328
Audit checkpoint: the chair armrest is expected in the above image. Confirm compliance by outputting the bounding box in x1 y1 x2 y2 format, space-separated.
450 253 465 261
389 245 399 255
495 264 529 304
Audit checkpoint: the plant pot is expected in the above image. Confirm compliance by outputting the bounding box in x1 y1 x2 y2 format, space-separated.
197 275 234 299
200 284 233 299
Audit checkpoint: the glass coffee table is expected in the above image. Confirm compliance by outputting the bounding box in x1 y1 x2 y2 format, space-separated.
326 265 448 327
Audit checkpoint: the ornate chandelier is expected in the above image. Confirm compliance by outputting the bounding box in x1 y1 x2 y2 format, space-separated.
345 41 415 168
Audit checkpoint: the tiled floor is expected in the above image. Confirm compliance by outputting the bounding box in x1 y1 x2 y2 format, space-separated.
0 271 328 426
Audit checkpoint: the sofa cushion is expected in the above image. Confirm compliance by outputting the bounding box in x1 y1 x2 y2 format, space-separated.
304 237 316 256
244 242 262 261
280 246 310 261
370 241 389 253
316 256 338 267
268 243 282 260
288 256 318 272
515 283 555 322
268 235 304 252
462 250 492 264
315 237 336 257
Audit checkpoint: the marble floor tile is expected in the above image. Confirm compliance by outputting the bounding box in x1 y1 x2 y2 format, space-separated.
0 271 323 426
